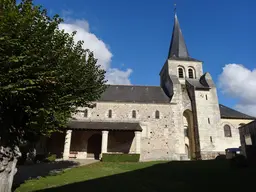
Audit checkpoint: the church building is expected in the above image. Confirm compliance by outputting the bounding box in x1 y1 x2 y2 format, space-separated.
42 13 255 161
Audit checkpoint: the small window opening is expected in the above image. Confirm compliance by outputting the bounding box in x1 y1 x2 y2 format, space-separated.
188 68 194 78
178 68 184 78
108 110 112 118
155 110 160 119
84 109 88 118
184 128 189 137
132 110 136 118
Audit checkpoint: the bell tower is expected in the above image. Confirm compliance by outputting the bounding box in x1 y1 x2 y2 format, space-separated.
160 12 203 99
160 8 222 160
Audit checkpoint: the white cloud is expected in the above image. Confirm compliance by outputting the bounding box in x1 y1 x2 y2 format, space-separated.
218 64 256 116
58 19 132 85
105 68 133 85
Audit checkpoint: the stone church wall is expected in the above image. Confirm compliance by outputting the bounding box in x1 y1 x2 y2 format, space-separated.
73 102 186 161
167 60 203 80
67 89 253 161
194 88 222 159
215 118 253 152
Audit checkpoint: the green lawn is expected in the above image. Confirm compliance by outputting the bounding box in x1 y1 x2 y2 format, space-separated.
15 160 256 192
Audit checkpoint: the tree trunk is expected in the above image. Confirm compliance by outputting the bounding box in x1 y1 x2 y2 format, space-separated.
0 146 21 192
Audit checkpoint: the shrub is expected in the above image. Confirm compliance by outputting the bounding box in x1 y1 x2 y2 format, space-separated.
33 154 57 163
102 153 140 162
44 154 57 162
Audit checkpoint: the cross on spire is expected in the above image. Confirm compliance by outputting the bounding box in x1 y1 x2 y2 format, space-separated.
174 3 177 14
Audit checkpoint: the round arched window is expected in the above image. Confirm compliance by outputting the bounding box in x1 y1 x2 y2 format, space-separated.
178 67 184 78
224 125 232 137
188 68 194 78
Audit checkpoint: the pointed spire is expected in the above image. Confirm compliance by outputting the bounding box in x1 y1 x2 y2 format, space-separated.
168 13 190 59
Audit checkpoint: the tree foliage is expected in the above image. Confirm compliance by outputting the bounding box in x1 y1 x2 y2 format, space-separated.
0 0 107 148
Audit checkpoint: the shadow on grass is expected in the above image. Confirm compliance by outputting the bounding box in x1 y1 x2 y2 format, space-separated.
35 160 255 192
14 160 79 189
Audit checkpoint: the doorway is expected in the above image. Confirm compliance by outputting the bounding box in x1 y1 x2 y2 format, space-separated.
87 134 102 160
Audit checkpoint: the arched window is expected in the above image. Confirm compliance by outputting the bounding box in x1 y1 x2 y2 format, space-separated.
108 110 112 118
224 125 232 137
178 67 184 78
155 110 160 119
188 68 194 78
132 110 136 118
84 109 88 118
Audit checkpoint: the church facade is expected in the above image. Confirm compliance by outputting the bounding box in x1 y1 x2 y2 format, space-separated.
42 14 255 161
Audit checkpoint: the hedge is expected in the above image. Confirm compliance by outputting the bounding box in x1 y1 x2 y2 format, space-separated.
101 153 140 162
45 154 57 162
34 153 57 163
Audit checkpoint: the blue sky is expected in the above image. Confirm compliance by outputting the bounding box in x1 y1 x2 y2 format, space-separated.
32 0 255 115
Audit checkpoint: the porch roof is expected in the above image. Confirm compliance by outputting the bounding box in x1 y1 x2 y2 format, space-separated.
67 121 142 131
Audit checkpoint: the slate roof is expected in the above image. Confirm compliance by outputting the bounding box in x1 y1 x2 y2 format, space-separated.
67 121 142 131
169 56 201 62
186 79 210 90
219 104 255 120
168 14 200 62
99 85 170 104
98 85 254 120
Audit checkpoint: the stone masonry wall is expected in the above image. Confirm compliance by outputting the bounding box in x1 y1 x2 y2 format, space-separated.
73 102 185 161
167 60 203 81
194 87 222 159
194 87 253 159
215 118 253 151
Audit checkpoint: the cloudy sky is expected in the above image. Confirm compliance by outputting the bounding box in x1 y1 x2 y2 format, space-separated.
58 19 133 85
33 0 255 116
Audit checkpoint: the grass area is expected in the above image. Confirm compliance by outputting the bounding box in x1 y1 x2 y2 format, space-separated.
15 160 256 192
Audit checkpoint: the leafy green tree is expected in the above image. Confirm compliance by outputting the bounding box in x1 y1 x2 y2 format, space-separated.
0 0 107 191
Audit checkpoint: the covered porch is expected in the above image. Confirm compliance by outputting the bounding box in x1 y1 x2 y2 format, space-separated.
63 121 142 160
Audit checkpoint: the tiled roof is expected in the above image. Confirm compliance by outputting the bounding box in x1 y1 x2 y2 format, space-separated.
186 79 210 90
219 104 255 120
99 85 170 104
98 85 254 120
